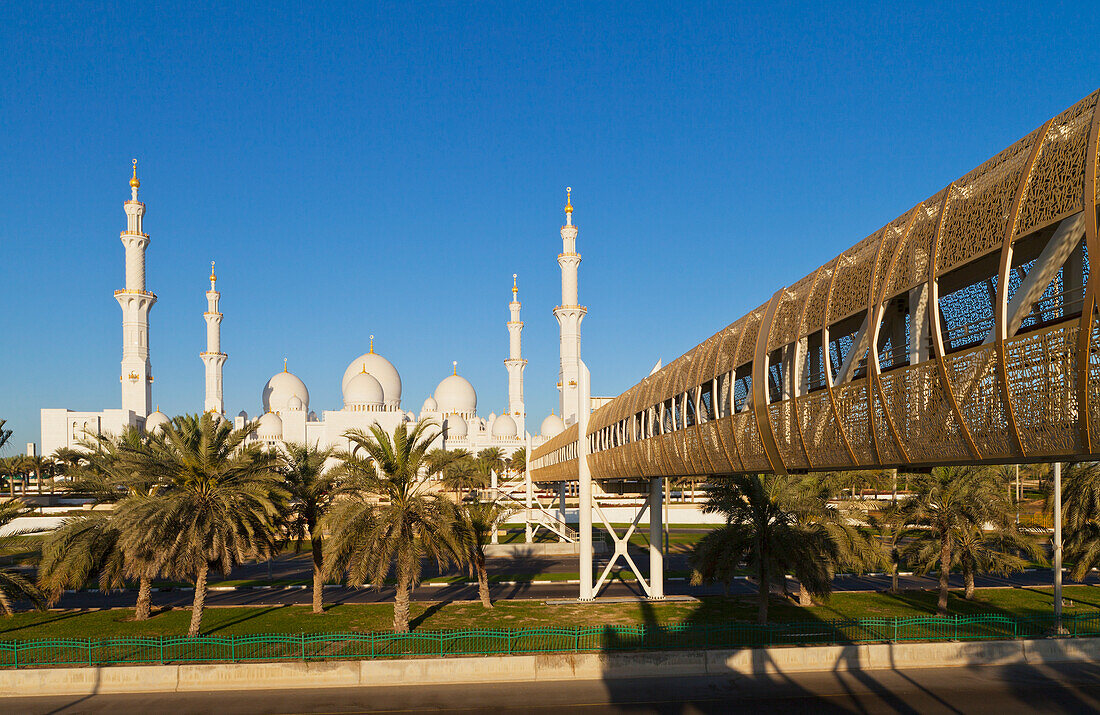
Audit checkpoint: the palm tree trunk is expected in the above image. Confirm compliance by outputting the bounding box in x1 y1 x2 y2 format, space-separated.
757 557 769 625
476 553 492 609
890 555 899 595
394 554 412 633
937 536 951 616
798 582 813 607
964 567 975 600
311 536 324 615
188 563 209 637
135 576 152 621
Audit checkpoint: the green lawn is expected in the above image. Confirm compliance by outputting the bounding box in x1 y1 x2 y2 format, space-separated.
0 585 1096 641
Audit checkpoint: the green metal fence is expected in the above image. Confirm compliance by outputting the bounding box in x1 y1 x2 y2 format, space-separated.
2 612 1099 668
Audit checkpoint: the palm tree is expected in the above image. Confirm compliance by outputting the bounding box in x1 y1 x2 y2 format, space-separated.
689 474 839 624
39 427 163 619
457 498 516 607
324 420 466 632
866 506 907 594
441 452 483 496
898 466 1017 614
507 447 526 476
0 420 11 454
953 520 1042 599
0 500 46 615
787 475 881 605
1052 462 1100 581
477 448 506 485
113 413 285 636
278 442 337 614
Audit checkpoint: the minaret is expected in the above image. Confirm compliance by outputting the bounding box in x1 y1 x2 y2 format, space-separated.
505 274 527 434
201 261 227 414
554 187 586 423
116 160 156 419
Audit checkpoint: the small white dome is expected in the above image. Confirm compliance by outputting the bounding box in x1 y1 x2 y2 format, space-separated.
491 413 517 438
257 411 283 439
421 396 438 413
343 370 384 408
406 411 416 421
435 373 477 415
287 396 303 411
541 413 565 438
443 414 468 438
145 411 170 434
263 369 310 414
342 351 402 407
469 417 483 433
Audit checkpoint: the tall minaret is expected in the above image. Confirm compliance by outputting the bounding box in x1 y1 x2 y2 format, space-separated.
505 273 527 434
554 187 586 423
201 261 227 414
116 160 156 419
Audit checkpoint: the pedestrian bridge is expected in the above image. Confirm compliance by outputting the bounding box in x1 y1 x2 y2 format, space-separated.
533 89 1100 482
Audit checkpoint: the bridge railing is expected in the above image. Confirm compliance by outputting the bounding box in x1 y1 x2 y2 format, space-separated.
2 613 1099 668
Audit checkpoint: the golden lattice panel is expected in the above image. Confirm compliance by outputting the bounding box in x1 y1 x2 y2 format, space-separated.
943 345 1013 459
937 128 1043 275
828 233 881 325
833 380 875 466
870 379 903 464
801 264 833 336
768 400 808 470
1005 324 1082 456
1016 93 1096 237
797 390 850 469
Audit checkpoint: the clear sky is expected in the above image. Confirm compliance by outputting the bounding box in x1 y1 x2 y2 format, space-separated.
1 1 1098 451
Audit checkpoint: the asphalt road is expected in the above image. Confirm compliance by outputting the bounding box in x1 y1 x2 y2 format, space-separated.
48 567 1098 609
5 662 1100 713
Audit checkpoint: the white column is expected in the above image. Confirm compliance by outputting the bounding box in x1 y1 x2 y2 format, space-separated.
555 188 586 424
649 476 664 600
117 160 155 419
201 262 227 414
578 361 594 601
525 432 533 544
1053 461 1063 629
558 483 567 543
506 275 528 434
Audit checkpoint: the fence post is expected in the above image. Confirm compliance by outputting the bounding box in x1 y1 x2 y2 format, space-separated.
893 618 897 642
301 632 306 661
12 642 17 669
88 639 93 667
231 635 236 663
160 636 165 664
574 627 579 653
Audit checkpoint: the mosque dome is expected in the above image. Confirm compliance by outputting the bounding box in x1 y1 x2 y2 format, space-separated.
287 396 303 411
343 370 384 409
145 410 170 434
263 368 310 414
257 411 283 440
491 413 517 438
421 396 438 413
434 373 477 416
541 412 565 438
238 410 249 420
341 347 401 407
443 414 468 438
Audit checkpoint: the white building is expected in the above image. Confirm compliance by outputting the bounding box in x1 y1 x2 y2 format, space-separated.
41 165 578 458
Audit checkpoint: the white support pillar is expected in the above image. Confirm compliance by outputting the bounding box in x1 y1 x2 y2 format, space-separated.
578 361 594 601
649 476 664 600
558 482 567 543
1053 461 1063 630
525 432 533 544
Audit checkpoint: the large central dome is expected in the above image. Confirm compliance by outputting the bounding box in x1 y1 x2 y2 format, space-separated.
434 372 477 416
341 347 401 408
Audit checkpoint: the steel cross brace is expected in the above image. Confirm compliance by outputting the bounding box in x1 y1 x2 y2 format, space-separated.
591 499 654 598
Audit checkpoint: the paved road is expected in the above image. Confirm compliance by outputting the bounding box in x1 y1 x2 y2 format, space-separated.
48 567 1099 609
5 662 1100 713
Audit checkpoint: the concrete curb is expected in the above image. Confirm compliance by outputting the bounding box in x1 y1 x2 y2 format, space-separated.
2 636 1099 697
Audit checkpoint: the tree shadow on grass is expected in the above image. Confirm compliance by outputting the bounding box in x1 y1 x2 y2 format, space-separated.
409 596 459 631
0 609 92 636
202 606 285 635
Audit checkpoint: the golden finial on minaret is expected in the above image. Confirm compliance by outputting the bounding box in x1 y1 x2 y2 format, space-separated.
130 159 140 189
453 360 458 376
283 358 288 373
369 334 375 354
564 187 573 215
512 273 518 296
209 261 217 285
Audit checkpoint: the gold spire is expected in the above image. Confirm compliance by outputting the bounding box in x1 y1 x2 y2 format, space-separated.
130 159 140 189
283 358 288 373
453 360 458 376
564 186 573 215
209 261 217 285
369 334 375 353
361 363 368 374
512 273 518 296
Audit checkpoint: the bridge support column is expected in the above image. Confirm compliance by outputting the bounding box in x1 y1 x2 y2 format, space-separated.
578 362 594 601
525 433 533 544
558 483 567 542
649 476 664 600
1054 461 1063 631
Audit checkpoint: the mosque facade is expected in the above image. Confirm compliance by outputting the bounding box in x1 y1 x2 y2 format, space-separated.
40 165 576 458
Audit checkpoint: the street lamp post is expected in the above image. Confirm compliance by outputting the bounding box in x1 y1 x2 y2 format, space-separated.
1053 461 1063 631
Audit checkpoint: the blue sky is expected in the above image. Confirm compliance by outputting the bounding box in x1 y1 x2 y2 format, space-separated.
1 1 1098 450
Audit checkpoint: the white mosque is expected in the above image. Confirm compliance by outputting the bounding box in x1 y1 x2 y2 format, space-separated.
40 164 581 458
